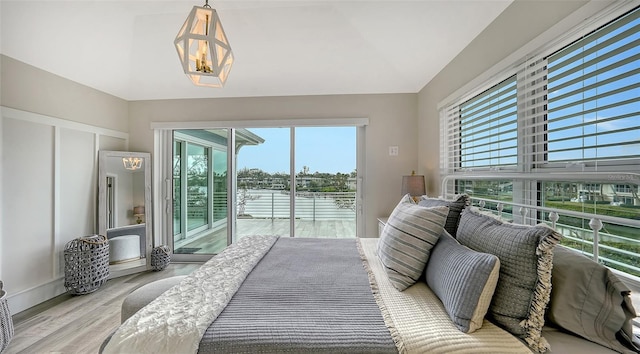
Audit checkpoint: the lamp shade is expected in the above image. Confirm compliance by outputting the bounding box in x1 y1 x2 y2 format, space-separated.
174 4 234 88
133 206 145 216
401 173 426 197
133 206 145 224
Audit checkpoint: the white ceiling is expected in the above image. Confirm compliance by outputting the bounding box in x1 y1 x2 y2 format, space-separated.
0 0 512 101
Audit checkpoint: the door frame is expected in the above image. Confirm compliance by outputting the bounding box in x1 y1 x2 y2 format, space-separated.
152 118 368 260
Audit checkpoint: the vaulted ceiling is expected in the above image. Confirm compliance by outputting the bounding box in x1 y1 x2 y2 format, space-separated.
0 1 512 101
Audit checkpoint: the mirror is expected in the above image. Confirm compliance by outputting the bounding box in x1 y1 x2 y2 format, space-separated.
98 151 152 276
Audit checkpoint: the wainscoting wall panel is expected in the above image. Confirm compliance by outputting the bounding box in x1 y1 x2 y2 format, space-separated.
0 106 128 314
2 117 55 289
57 128 98 277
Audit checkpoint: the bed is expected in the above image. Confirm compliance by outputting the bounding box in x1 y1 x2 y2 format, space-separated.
101 195 640 354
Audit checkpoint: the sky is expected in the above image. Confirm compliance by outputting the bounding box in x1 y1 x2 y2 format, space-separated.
237 127 356 174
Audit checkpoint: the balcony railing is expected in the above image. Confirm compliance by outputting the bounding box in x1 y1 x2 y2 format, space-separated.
239 190 356 221
442 172 640 283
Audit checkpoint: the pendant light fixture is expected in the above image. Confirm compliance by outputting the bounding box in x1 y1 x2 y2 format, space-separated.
122 157 143 171
174 0 234 88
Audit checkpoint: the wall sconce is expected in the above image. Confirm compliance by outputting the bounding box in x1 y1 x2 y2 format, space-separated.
133 206 145 224
401 171 425 202
174 0 234 88
123 157 143 171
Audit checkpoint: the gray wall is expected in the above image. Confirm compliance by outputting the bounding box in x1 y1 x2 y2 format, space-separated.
129 93 420 239
1 55 129 132
417 0 589 196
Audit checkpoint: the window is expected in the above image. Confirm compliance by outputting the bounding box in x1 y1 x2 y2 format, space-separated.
546 9 640 162
453 179 516 222
540 180 640 277
615 184 632 193
459 76 518 169
441 5 640 290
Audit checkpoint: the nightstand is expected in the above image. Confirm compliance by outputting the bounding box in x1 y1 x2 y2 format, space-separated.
377 217 388 238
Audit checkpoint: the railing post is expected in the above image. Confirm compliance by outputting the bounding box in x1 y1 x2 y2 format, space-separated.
589 218 602 262
313 193 316 222
548 211 559 229
518 207 528 224
271 192 274 221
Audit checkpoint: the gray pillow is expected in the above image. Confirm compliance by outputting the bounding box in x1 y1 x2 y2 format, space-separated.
456 207 561 353
548 246 640 353
425 229 500 333
418 194 469 236
377 194 448 291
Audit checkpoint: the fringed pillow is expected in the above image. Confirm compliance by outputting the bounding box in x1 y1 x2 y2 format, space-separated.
456 208 562 353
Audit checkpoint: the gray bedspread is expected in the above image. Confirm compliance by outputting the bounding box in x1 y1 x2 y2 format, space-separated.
197 237 398 353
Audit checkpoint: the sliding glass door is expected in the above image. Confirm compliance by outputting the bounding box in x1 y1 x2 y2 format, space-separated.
173 130 230 255
166 123 362 259
293 127 356 238
236 128 291 239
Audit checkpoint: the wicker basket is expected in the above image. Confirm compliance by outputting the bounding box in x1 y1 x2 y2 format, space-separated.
151 245 171 271
0 281 14 353
64 235 110 295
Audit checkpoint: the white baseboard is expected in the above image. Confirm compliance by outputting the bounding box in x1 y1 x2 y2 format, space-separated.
6 277 66 314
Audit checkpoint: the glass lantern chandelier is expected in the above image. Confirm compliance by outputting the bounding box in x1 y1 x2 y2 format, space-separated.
122 157 143 171
174 0 234 88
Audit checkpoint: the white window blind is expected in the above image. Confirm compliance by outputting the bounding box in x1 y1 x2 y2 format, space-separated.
517 56 548 168
546 8 640 162
440 104 460 174
455 75 518 170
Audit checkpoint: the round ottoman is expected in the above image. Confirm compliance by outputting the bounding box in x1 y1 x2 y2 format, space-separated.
109 235 141 264
121 276 187 323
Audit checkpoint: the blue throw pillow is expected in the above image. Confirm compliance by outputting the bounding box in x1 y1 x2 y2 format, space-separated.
426 230 500 333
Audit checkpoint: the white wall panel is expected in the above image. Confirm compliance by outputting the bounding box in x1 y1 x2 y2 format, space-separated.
0 107 129 313
58 128 96 276
1 118 54 291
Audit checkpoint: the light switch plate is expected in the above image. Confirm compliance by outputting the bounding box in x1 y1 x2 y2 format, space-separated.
389 146 398 156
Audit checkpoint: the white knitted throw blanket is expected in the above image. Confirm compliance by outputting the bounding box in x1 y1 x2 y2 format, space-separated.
102 235 278 354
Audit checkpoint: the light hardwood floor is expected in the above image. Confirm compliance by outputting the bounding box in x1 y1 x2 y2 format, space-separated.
5 263 201 354
6 222 357 353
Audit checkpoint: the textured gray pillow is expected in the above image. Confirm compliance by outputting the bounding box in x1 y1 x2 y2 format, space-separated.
418 194 470 236
425 230 500 333
456 207 561 353
548 246 640 353
377 194 448 291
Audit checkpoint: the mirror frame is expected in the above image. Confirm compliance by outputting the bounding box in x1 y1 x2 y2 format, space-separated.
98 150 152 276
